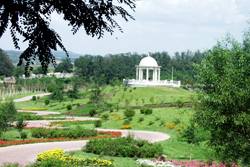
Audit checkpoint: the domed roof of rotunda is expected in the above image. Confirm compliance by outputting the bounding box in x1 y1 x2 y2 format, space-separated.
139 55 159 67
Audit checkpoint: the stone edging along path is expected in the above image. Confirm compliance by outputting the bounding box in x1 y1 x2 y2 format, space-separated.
0 93 171 166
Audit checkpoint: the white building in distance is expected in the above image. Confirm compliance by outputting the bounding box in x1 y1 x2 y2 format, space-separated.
123 55 181 87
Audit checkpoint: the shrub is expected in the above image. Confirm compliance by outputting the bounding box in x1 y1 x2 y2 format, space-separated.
89 109 96 117
31 127 98 139
173 117 181 125
176 99 184 108
141 108 153 115
85 135 163 158
17 112 43 121
94 121 102 127
123 119 131 125
124 109 135 118
45 99 50 106
138 117 144 122
102 113 109 120
148 121 154 126
76 103 80 107
155 116 160 121
66 104 72 110
32 96 36 101
20 131 27 140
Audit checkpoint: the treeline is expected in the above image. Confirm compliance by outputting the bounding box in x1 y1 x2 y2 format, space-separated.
0 48 205 85
74 51 205 85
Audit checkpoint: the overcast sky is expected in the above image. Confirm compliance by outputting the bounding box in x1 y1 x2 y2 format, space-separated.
1 0 250 56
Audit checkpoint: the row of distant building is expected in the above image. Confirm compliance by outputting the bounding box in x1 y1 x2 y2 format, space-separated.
1 73 74 84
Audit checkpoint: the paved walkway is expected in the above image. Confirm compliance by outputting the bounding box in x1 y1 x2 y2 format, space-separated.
13 93 51 103
0 130 170 166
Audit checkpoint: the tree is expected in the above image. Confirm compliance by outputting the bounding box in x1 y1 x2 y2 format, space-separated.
195 35 250 164
89 86 104 108
0 49 14 77
13 65 25 79
16 116 27 138
33 66 47 75
181 120 205 160
0 0 135 74
54 58 73 73
0 101 17 139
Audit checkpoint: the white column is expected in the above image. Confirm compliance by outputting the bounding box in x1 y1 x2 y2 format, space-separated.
146 68 149 81
158 69 161 81
155 68 158 82
136 68 138 80
139 68 141 80
153 68 155 81
141 69 143 80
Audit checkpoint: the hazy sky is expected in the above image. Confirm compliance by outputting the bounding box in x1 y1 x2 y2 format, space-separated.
1 0 250 56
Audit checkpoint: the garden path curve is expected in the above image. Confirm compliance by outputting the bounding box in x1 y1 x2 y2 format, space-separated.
0 130 170 166
0 93 170 166
13 93 51 103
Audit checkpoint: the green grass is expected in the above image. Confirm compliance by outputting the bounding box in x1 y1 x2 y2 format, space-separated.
53 120 97 127
70 105 95 115
106 86 195 107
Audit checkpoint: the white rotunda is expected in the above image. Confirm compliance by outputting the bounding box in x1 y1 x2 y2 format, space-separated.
123 55 181 87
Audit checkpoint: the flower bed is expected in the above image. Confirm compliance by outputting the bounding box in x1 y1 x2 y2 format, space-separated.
20 108 47 111
137 159 241 167
168 159 241 167
0 131 122 147
37 149 116 166
120 125 132 129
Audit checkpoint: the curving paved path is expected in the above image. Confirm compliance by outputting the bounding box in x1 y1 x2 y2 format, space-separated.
0 130 170 166
13 93 51 103
0 93 170 166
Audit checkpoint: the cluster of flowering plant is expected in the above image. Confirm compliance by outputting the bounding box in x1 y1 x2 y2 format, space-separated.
167 159 241 167
37 149 116 166
20 108 47 111
169 123 175 130
120 125 132 129
136 159 177 167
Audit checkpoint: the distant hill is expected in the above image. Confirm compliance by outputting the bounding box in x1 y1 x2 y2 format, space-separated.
4 50 84 65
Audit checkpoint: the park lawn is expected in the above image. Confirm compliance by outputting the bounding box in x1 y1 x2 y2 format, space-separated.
107 86 195 107
14 97 89 114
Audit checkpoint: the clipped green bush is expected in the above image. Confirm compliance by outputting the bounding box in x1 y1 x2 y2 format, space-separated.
94 121 102 127
85 135 163 158
66 104 72 110
31 127 98 139
101 113 109 120
140 108 153 115
32 96 36 101
89 109 96 117
124 109 135 118
20 131 27 140
45 99 50 106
